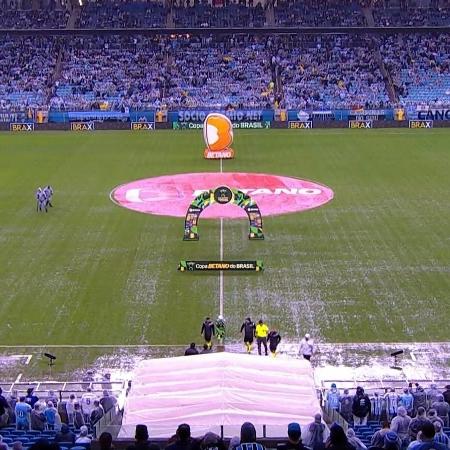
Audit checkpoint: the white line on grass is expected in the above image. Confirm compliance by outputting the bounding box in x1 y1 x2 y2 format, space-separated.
15 374 22 383
219 157 224 318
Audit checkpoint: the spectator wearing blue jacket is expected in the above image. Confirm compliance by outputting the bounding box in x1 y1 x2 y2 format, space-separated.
327 384 341 412
44 402 57 430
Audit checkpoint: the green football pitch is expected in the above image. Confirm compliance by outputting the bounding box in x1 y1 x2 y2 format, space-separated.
0 129 449 377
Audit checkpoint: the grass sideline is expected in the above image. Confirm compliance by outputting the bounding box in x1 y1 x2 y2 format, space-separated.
0 129 449 374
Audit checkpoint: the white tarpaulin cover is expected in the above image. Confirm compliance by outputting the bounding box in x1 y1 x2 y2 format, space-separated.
119 352 321 438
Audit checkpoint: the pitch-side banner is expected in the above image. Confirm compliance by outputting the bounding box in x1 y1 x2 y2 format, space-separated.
170 110 274 123
409 120 433 128
178 260 264 271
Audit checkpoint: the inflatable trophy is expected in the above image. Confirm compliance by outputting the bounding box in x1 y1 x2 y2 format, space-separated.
203 113 235 159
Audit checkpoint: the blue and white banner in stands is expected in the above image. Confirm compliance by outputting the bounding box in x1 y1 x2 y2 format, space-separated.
416 108 450 120
48 110 155 123
0 111 28 123
67 111 129 121
169 109 274 123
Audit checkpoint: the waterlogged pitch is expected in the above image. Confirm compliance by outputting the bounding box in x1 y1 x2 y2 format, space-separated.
0 129 449 377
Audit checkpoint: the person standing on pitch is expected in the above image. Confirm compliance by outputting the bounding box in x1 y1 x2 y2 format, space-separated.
43 185 54 208
35 187 42 212
268 329 281 357
201 317 215 349
255 319 269 356
215 315 225 345
240 317 256 354
299 333 314 361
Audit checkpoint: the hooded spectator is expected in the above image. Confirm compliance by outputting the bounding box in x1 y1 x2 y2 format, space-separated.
54 423 76 444
383 432 401 450
304 413 327 450
99 432 114 450
346 429 367 450
326 424 355 450
352 387 371 426
166 423 199 450
390 406 411 449
201 432 225 450
443 385 450 405
237 422 265 450
30 403 45 431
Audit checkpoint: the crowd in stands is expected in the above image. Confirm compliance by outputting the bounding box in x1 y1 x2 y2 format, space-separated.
172 3 266 27
275 34 390 109
325 382 450 450
0 1 450 112
0 36 56 111
76 0 168 28
380 33 450 109
274 0 366 27
51 36 165 111
1 31 450 112
0 384 117 438
373 4 450 26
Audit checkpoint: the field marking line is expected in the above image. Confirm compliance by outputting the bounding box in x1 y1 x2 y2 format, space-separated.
15 374 22 383
0 342 449 349
219 157 224 317
0 344 186 348
10 354 33 364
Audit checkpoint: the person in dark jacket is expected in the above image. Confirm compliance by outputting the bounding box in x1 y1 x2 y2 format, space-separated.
201 317 215 350
73 402 85 429
165 423 199 450
325 424 355 450
126 424 160 450
240 318 256 354
443 385 450 405
408 407 431 441
54 424 76 444
277 423 309 450
201 432 226 450
352 387 371 426
236 422 265 450
413 387 427 415
185 343 199 356
268 330 282 357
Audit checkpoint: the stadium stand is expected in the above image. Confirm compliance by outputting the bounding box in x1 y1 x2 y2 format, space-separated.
276 34 390 109
77 0 168 29
0 1 449 112
273 0 366 27
0 36 57 111
172 3 266 28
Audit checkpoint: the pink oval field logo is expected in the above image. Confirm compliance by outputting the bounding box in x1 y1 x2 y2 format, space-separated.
111 172 333 219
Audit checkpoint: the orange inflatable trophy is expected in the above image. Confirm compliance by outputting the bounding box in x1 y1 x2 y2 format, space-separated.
203 113 235 159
